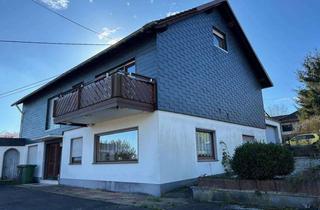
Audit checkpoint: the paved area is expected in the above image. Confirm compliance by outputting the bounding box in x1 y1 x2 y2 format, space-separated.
0 185 262 210
0 185 144 210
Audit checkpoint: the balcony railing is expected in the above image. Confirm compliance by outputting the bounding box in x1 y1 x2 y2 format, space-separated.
53 72 156 124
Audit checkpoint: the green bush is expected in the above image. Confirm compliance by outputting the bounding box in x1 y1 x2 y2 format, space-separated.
231 143 294 180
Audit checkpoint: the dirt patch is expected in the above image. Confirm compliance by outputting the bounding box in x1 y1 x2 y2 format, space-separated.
19 184 190 210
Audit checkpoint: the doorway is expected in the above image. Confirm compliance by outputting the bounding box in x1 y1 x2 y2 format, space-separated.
2 149 20 180
44 140 62 180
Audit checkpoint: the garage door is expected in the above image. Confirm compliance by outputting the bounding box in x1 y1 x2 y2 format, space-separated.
266 125 280 144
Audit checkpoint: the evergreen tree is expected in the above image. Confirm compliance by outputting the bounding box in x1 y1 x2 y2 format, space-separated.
297 51 320 119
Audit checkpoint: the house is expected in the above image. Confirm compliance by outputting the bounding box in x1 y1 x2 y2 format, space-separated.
3 0 272 196
271 111 299 142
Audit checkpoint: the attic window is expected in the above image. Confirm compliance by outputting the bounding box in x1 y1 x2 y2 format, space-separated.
212 26 227 51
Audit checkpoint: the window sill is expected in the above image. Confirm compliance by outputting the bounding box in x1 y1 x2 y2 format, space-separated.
69 163 82 165
197 158 218 162
215 46 228 53
93 160 138 165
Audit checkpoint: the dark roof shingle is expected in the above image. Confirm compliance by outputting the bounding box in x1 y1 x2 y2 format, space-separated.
12 0 272 106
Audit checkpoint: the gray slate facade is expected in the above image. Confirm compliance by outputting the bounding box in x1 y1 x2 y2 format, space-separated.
157 10 265 128
20 8 267 140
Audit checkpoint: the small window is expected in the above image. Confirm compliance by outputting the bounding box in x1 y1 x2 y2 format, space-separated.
212 26 227 51
282 124 293 132
196 129 216 161
126 63 136 74
242 135 255 143
95 128 138 163
27 145 38 165
46 97 60 130
70 137 83 164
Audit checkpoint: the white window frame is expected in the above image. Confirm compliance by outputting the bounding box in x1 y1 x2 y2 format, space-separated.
212 26 227 52
242 135 256 143
70 137 83 165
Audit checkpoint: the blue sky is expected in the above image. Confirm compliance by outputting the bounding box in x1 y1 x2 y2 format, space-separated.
0 0 319 133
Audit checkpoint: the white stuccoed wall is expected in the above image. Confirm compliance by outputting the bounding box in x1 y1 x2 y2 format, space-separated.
61 111 160 184
60 110 266 185
158 111 266 184
0 146 27 177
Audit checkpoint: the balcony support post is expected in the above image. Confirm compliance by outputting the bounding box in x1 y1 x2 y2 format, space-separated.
112 73 122 98
77 87 82 109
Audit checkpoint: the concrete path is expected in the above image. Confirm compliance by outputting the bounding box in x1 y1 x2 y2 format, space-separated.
0 184 262 210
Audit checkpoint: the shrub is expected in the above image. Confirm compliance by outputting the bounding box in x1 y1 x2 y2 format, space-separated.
231 143 294 180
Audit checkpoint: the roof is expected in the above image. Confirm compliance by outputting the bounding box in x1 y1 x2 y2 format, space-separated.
0 138 27 146
271 111 299 123
12 0 273 106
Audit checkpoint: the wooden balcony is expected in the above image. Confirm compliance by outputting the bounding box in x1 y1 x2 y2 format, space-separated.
53 72 156 125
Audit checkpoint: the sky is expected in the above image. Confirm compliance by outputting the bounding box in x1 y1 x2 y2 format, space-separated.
0 0 319 133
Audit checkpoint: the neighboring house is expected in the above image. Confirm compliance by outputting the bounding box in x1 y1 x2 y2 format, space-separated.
265 118 282 144
3 0 272 196
271 111 299 142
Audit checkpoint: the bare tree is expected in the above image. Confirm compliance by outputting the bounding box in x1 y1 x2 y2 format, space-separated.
267 104 289 117
0 131 19 138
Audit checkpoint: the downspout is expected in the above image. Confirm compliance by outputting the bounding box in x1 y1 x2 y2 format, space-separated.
15 104 23 114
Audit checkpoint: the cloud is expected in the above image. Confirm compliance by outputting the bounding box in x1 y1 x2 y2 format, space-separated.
166 11 180 17
40 0 69 9
98 27 120 40
150 0 154 3
106 37 122 45
89 0 93 2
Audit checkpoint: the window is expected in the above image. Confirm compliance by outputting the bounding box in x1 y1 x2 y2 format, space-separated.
46 97 60 130
70 138 83 164
242 135 255 143
95 128 138 163
27 145 38 165
95 60 136 79
282 124 293 132
126 62 136 74
306 134 315 140
196 129 216 161
212 26 227 51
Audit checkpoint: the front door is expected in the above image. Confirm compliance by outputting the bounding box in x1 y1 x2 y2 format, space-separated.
2 149 19 180
44 141 62 180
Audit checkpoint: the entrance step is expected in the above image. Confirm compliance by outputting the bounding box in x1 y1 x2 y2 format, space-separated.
39 179 59 185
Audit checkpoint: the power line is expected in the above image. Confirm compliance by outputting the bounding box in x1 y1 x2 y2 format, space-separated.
0 39 108 46
31 0 111 39
0 74 59 97
0 81 50 99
